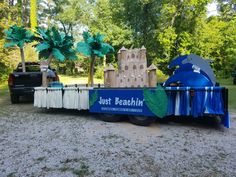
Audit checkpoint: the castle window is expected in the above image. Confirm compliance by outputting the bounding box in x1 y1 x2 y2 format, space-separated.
125 66 128 70
135 78 137 81
128 78 130 82
133 65 136 70
141 78 143 82
132 53 135 58
120 79 122 83
140 65 144 69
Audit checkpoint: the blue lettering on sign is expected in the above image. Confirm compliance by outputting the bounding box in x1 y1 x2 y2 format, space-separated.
89 89 155 116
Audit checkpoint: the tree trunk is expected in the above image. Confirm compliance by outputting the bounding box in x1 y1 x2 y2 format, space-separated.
30 0 37 29
20 48 26 72
103 56 106 67
88 56 96 87
42 71 47 87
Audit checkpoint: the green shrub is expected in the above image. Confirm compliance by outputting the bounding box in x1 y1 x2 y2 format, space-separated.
94 66 104 79
156 69 168 83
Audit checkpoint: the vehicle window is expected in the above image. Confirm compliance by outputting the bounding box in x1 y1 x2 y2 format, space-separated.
16 64 40 72
26 65 40 72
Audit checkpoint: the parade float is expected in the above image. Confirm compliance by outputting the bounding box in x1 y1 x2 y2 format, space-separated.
33 43 230 128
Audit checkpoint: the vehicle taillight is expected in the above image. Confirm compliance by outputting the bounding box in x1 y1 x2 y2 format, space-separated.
8 74 13 86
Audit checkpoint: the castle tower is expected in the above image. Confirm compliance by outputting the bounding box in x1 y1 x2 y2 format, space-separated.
147 64 157 87
120 47 127 61
117 49 121 61
115 46 148 87
140 45 146 61
104 64 116 87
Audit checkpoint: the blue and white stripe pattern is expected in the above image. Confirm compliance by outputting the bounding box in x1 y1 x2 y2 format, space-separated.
165 86 224 117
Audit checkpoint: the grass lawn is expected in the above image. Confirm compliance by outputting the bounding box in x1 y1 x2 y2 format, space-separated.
0 75 103 97
59 75 103 85
0 82 8 105
217 77 236 110
0 82 8 97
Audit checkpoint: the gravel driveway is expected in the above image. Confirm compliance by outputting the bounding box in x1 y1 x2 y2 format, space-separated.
0 96 236 177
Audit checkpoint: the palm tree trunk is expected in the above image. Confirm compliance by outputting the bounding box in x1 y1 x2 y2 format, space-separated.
42 55 53 87
42 70 47 87
20 48 26 72
89 55 96 87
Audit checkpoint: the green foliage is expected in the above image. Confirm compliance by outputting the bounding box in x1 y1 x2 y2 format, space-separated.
4 25 34 49
89 90 98 107
156 70 168 83
89 0 133 48
76 31 114 58
1 0 236 80
94 65 104 79
38 0 91 36
0 2 22 81
217 0 236 21
35 27 77 61
143 84 168 118
40 0 236 78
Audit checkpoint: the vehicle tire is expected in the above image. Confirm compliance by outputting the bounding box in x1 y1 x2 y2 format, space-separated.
129 116 155 126
98 113 121 122
10 94 19 104
233 77 236 85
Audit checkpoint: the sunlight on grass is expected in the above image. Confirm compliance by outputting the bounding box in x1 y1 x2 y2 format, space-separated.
59 75 103 85
217 77 236 110
0 82 8 99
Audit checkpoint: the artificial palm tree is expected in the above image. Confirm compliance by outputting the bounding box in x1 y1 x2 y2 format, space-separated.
4 25 35 72
34 27 77 86
76 31 114 86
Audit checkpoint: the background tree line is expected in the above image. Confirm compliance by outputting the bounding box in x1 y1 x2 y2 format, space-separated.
0 0 236 82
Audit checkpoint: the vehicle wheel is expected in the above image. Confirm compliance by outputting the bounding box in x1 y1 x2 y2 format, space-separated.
233 77 236 85
129 116 155 126
10 94 19 104
98 113 121 122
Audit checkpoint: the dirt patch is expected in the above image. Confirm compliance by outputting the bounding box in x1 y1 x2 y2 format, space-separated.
0 98 236 177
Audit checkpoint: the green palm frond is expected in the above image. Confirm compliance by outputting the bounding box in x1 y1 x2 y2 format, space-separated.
76 31 114 58
4 25 34 49
34 27 78 61
89 90 98 107
143 84 168 118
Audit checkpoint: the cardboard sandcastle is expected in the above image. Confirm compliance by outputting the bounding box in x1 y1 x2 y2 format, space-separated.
104 46 157 88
